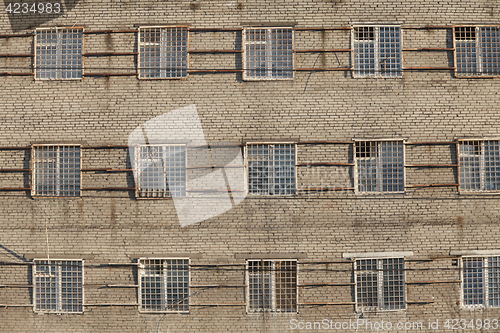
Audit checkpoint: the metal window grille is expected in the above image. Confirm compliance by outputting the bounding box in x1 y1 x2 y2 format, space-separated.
355 258 405 312
35 28 83 80
32 145 81 197
459 140 500 192
246 143 296 195
462 256 500 308
33 260 83 313
353 26 402 77
455 26 500 77
243 28 294 80
135 145 186 198
138 27 188 79
247 260 297 313
355 141 404 193
138 258 190 313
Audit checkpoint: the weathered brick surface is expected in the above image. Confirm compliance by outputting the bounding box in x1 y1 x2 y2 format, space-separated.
0 0 499 332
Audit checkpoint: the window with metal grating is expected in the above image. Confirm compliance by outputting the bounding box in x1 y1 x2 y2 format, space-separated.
138 258 190 313
33 260 83 313
138 26 188 79
35 28 83 80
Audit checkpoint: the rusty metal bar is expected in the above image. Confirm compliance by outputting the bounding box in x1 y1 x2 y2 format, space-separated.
405 164 458 168
297 162 354 167
405 141 456 145
294 27 351 31
296 67 351 71
0 33 32 38
84 52 138 56
298 283 354 287
81 187 136 191
0 146 31 150
298 140 352 145
407 280 460 285
403 48 454 51
406 184 459 188
81 168 133 172
189 49 242 53
0 188 30 191
0 168 29 172
299 302 355 305
0 54 33 57
186 165 244 169
403 66 455 70
83 73 137 77
189 28 242 32
298 187 355 192
83 29 136 34
295 49 351 53
188 69 243 73
0 72 33 76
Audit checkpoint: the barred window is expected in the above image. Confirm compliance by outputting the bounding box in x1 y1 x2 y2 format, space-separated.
135 145 186 198
138 258 190 312
355 258 405 312
462 256 500 308
243 27 294 80
459 140 500 192
138 26 188 79
33 260 83 313
247 260 297 313
454 26 500 77
246 143 296 195
355 141 404 193
352 26 402 77
32 145 81 197
35 28 83 80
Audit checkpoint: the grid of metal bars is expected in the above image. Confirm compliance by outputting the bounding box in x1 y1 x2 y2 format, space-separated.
35 28 83 80
355 258 405 312
459 140 500 192
33 260 83 313
135 145 186 198
138 27 188 79
353 26 402 77
462 256 500 308
243 28 294 80
247 260 297 313
32 145 81 197
246 143 296 195
138 259 190 313
455 26 500 77
355 141 404 193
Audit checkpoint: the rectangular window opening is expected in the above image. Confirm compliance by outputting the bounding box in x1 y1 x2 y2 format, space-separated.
138 26 188 79
35 28 83 80
455 26 500 77
34 259 83 313
459 140 500 192
139 258 190 313
247 259 297 313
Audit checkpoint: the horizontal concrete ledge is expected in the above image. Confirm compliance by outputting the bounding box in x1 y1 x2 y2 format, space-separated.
450 250 500 256
234 253 307 259
131 254 203 260
25 254 94 260
342 251 414 259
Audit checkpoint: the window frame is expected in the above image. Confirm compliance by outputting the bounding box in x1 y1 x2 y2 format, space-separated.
351 24 403 78
242 27 295 81
461 256 500 309
138 258 191 313
457 139 500 193
245 259 298 314
134 144 188 199
245 142 297 196
354 257 406 312
137 26 189 80
453 25 500 78
34 27 84 80
353 139 406 194
33 259 84 314
31 144 82 198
